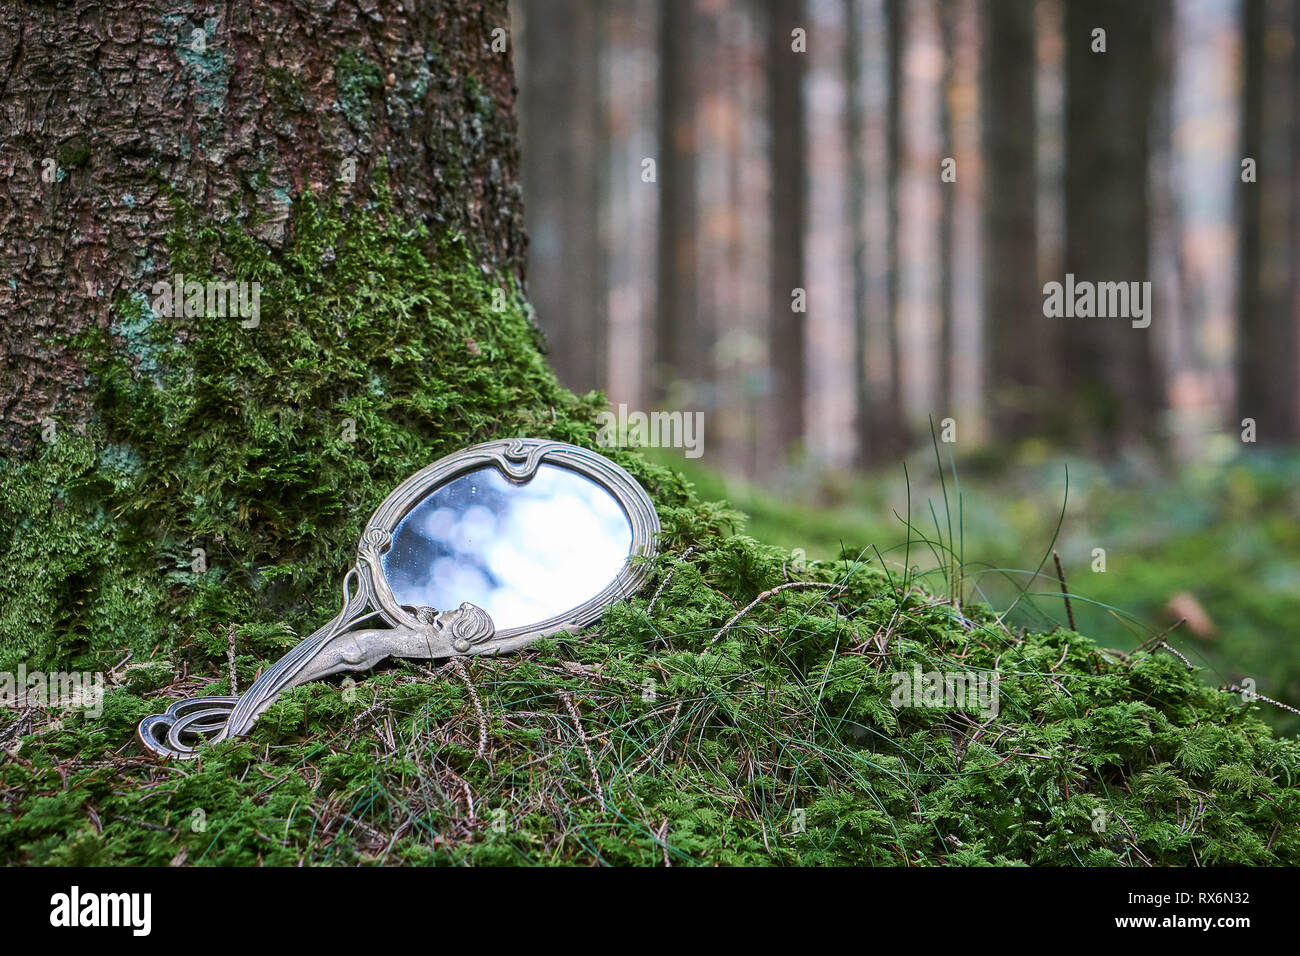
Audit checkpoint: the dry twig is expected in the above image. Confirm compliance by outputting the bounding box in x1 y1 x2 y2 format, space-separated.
450 658 489 759
710 581 842 645
560 692 605 811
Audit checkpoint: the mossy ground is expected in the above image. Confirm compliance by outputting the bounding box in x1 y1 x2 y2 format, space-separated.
1 192 1297 866
674 445 1300 737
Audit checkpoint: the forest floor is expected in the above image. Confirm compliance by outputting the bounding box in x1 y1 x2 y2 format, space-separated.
3 449 1298 865
674 445 1300 737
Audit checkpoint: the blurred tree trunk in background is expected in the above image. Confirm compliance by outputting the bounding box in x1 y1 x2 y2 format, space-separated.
1236 0 1299 444
1149 0 1193 458
655 0 701 403
871 0 908 461
1294 0 1300 425
765 0 807 459
506 0 1282 473
845 0 871 466
1061 0 1163 454
937 0 956 418
0 0 524 453
521 0 606 394
981 0 1045 441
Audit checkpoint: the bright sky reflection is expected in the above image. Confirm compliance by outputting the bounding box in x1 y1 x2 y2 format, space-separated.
381 464 633 630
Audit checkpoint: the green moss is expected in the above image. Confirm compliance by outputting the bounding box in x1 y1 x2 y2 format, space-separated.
2 547 1296 866
266 67 306 114
57 136 91 170
1 188 1296 866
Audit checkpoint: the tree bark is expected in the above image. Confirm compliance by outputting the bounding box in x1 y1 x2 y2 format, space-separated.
0 0 525 451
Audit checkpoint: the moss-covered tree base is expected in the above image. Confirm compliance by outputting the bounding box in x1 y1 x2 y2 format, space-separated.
1 195 1296 866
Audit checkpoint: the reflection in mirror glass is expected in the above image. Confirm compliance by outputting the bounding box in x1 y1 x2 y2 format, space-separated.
381 464 634 630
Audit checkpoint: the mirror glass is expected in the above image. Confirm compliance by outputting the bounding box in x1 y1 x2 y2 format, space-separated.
381 463 634 631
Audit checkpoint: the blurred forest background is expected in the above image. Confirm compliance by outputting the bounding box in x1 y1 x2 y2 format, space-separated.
510 0 1300 728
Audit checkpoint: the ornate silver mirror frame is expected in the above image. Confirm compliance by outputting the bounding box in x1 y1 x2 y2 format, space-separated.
138 437 660 758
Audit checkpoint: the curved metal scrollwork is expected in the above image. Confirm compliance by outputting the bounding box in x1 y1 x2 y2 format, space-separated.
137 438 659 759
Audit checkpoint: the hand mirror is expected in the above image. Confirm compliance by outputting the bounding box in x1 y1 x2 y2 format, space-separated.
138 438 659 758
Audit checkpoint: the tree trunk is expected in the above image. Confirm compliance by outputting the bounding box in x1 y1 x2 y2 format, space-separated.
845 0 871 466
1060 0 1162 454
1293 0 1300 426
1236 0 1299 444
655 0 701 404
936 0 956 418
873 0 907 461
765 0 807 461
0 0 604 672
980 0 1044 441
520 0 607 395
0 0 525 452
